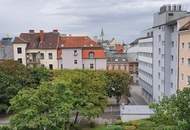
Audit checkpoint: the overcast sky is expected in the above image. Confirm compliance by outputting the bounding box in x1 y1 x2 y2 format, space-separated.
0 0 190 43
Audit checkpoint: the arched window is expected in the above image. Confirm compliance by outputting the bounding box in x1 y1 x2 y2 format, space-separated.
88 52 95 59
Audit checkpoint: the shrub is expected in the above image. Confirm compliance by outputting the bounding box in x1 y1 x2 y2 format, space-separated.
124 125 136 130
89 121 96 128
0 126 11 130
114 119 123 125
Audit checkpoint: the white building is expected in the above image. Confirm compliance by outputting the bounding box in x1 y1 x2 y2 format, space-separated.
138 33 153 103
13 30 107 70
152 5 189 102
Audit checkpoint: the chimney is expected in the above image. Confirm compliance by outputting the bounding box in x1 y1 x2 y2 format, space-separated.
40 30 44 43
29 30 35 33
53 29 58 33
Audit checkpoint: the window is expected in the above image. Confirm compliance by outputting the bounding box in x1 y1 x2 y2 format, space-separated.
168 13 174 16
171 41 174 47
89 52 94 59
158 60 161 66
90 64 94 69
159 48 161 54
74 60 77 64
171 68 173 74
49 64 53 70
158 72 160 79
188 43 190 48
188 58 190 65
48 53 53 59
82 64 84 69
158 35 161 42
74 50 78 56
171 26 175 32
171 55 174 61
188 76 190 85
17 47 22 54
61 64 63 69
17 58 22 63
182 43 184 48
171 82 173 88
40 53 44 59
158 85 160 91
115 59 118 62
182 58 184 64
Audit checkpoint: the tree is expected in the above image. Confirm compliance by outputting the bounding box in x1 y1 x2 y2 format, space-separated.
0 60 52 114
105 71 132 104
150 88 190 130
10 83 73 130
0 60 31 113
53 70 108 124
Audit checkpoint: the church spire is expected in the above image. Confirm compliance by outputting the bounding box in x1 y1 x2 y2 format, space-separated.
100 28 104 42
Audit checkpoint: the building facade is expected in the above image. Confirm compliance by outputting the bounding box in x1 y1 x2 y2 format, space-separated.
13 30 106 70
138 36 153 103
178 16 190 90
152 5 189 102
0 37 13 60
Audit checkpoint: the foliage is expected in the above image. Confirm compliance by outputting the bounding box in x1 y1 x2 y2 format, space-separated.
0 60 31 113
105 71 132 103
53 70 108 123
29 67 53 88
0 126 11 130
0 60 52 113
150 88 190 130
9 82 73 130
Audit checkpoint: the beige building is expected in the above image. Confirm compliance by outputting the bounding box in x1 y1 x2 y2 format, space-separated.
178 16 190 90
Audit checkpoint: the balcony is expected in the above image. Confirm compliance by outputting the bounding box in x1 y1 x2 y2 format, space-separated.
26 53 40 65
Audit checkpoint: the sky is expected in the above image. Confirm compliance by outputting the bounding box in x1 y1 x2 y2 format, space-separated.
0 0 190 43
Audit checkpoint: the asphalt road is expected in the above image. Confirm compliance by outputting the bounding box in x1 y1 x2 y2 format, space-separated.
128 85 148 105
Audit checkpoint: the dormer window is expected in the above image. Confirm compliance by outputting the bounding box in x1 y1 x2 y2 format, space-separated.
89 52 95 59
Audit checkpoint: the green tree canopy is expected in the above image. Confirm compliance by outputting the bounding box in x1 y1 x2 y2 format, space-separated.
0 60 52 114
105 71 132 103
53 70 108 124
150 88 190 130
10 83 73 130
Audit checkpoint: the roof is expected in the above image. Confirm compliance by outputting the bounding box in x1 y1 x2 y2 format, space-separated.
59 36 100 48
13 37 28 43
179 21 190 31
82 49 106 59
13 32 59 49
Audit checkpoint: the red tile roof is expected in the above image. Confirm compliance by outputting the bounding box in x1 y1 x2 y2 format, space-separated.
59 36 100 48
82 48 106 59
13 37 28 43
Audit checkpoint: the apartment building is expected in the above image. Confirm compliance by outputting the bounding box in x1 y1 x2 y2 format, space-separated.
13 30 106 70
178 16 190 90
152 5 189 102
58 36 106 70
138 34 153 103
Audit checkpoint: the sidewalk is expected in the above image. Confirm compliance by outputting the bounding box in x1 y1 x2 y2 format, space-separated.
128 85 147 105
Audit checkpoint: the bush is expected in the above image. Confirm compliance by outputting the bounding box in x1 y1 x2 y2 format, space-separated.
89 121 96 128
124 125 136 130
70 124 82 130
0 126 11 130
114 119 123 125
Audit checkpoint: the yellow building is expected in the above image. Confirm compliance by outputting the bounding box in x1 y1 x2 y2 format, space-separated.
178 16 190 90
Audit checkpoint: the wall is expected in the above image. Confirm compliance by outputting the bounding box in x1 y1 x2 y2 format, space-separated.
61 48 83 69
13 43 27 65
27 49 58 69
